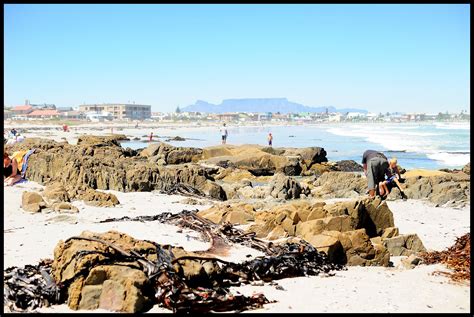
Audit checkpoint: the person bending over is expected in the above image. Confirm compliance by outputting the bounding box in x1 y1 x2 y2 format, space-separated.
362 149 389 198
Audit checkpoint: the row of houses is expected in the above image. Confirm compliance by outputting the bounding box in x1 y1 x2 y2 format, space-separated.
153 110 470 123
4 103 152 121
4 102 469 123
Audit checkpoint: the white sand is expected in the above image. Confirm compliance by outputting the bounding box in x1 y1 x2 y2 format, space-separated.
3 123 470 313
4 180 470 313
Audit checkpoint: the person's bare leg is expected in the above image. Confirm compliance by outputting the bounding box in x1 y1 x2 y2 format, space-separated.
378 182 385 196
382 182 390 197
6 175 22 186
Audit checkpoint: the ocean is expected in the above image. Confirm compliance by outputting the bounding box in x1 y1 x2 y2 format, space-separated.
120 121 470 170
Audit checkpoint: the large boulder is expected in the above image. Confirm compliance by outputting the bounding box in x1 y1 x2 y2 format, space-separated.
201 144 327 176
402 173 470 207
43 182 70 204
335 160 364 172
281 147 327 166
140 142 203 165
166 148 203 165
197 203 256 225
21 191 46 213
462 162 470 175
311 172 367 198
303 229 390 266
382 233 426 256
77 134 129 146
267 173 302 199
52 231 157 312
52 230 220 312
67 185 120 207
295 216 353 239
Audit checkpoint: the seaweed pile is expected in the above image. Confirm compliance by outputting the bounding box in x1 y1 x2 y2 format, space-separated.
420 233 470 282
4 210 345 313
100 209 288 255
3 259 62 312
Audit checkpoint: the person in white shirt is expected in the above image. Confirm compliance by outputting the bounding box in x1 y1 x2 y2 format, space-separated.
220 123 228 144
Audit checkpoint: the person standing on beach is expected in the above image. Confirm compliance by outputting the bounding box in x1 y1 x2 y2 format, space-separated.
362 150 389 198
149 132 154 142
220 123 228 145
268 132 273 146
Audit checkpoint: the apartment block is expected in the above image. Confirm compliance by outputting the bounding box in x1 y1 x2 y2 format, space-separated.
78 103 151 120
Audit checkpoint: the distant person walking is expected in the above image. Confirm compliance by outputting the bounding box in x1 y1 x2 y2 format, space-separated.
362 149 389 198
220 123 228 145
10 128 17 138
149 132 154 142
267 132 273 146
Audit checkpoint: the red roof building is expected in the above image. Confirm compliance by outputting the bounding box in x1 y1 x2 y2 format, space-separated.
28 109 60 119
12 105 33 114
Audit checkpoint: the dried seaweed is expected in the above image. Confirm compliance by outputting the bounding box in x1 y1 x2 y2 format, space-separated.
3 259 63 312
4 210 345 313
419 233 470 282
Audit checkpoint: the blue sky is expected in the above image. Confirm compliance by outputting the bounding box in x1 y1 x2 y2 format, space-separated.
4 4 470 113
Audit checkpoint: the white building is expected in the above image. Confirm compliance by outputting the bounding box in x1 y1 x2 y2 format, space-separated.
86 111 113 122
328 114 342 122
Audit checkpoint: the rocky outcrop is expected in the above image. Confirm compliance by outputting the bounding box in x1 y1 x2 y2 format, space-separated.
52 230 220 312
307 229 390 266
402 173 470 207
462 162 470 175
381 234 426 256
139 142 203 165
335 160 364 172
77 134 130 146
311 172 367 198
21 191 47 213
67 185 120 207
309 170 470 207
44 183 71 204
267 173 303 199
198 198 395 266
201 144 327 176
22 182 115 212
197 203 256 224
10 138 226 201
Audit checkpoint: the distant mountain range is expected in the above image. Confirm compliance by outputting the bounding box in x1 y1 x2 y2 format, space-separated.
181 98 367 114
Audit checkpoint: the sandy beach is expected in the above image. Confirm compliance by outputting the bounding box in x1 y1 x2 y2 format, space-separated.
4 179 470 313
2 122 470 314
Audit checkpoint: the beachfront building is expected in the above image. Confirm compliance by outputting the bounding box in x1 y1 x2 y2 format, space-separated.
27 109 60 120
4 108 14 119
218 112 240 122
78 103 152 121
30 103 56 110
328 113 342 122
57 106 74 113
12 105 33 115
60 111 86 120
257 112 273 121
85 111 114 122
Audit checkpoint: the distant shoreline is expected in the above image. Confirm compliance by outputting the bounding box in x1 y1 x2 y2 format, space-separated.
3 119 470 131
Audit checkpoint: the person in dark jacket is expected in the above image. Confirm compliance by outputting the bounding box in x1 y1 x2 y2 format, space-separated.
362 150 390 198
